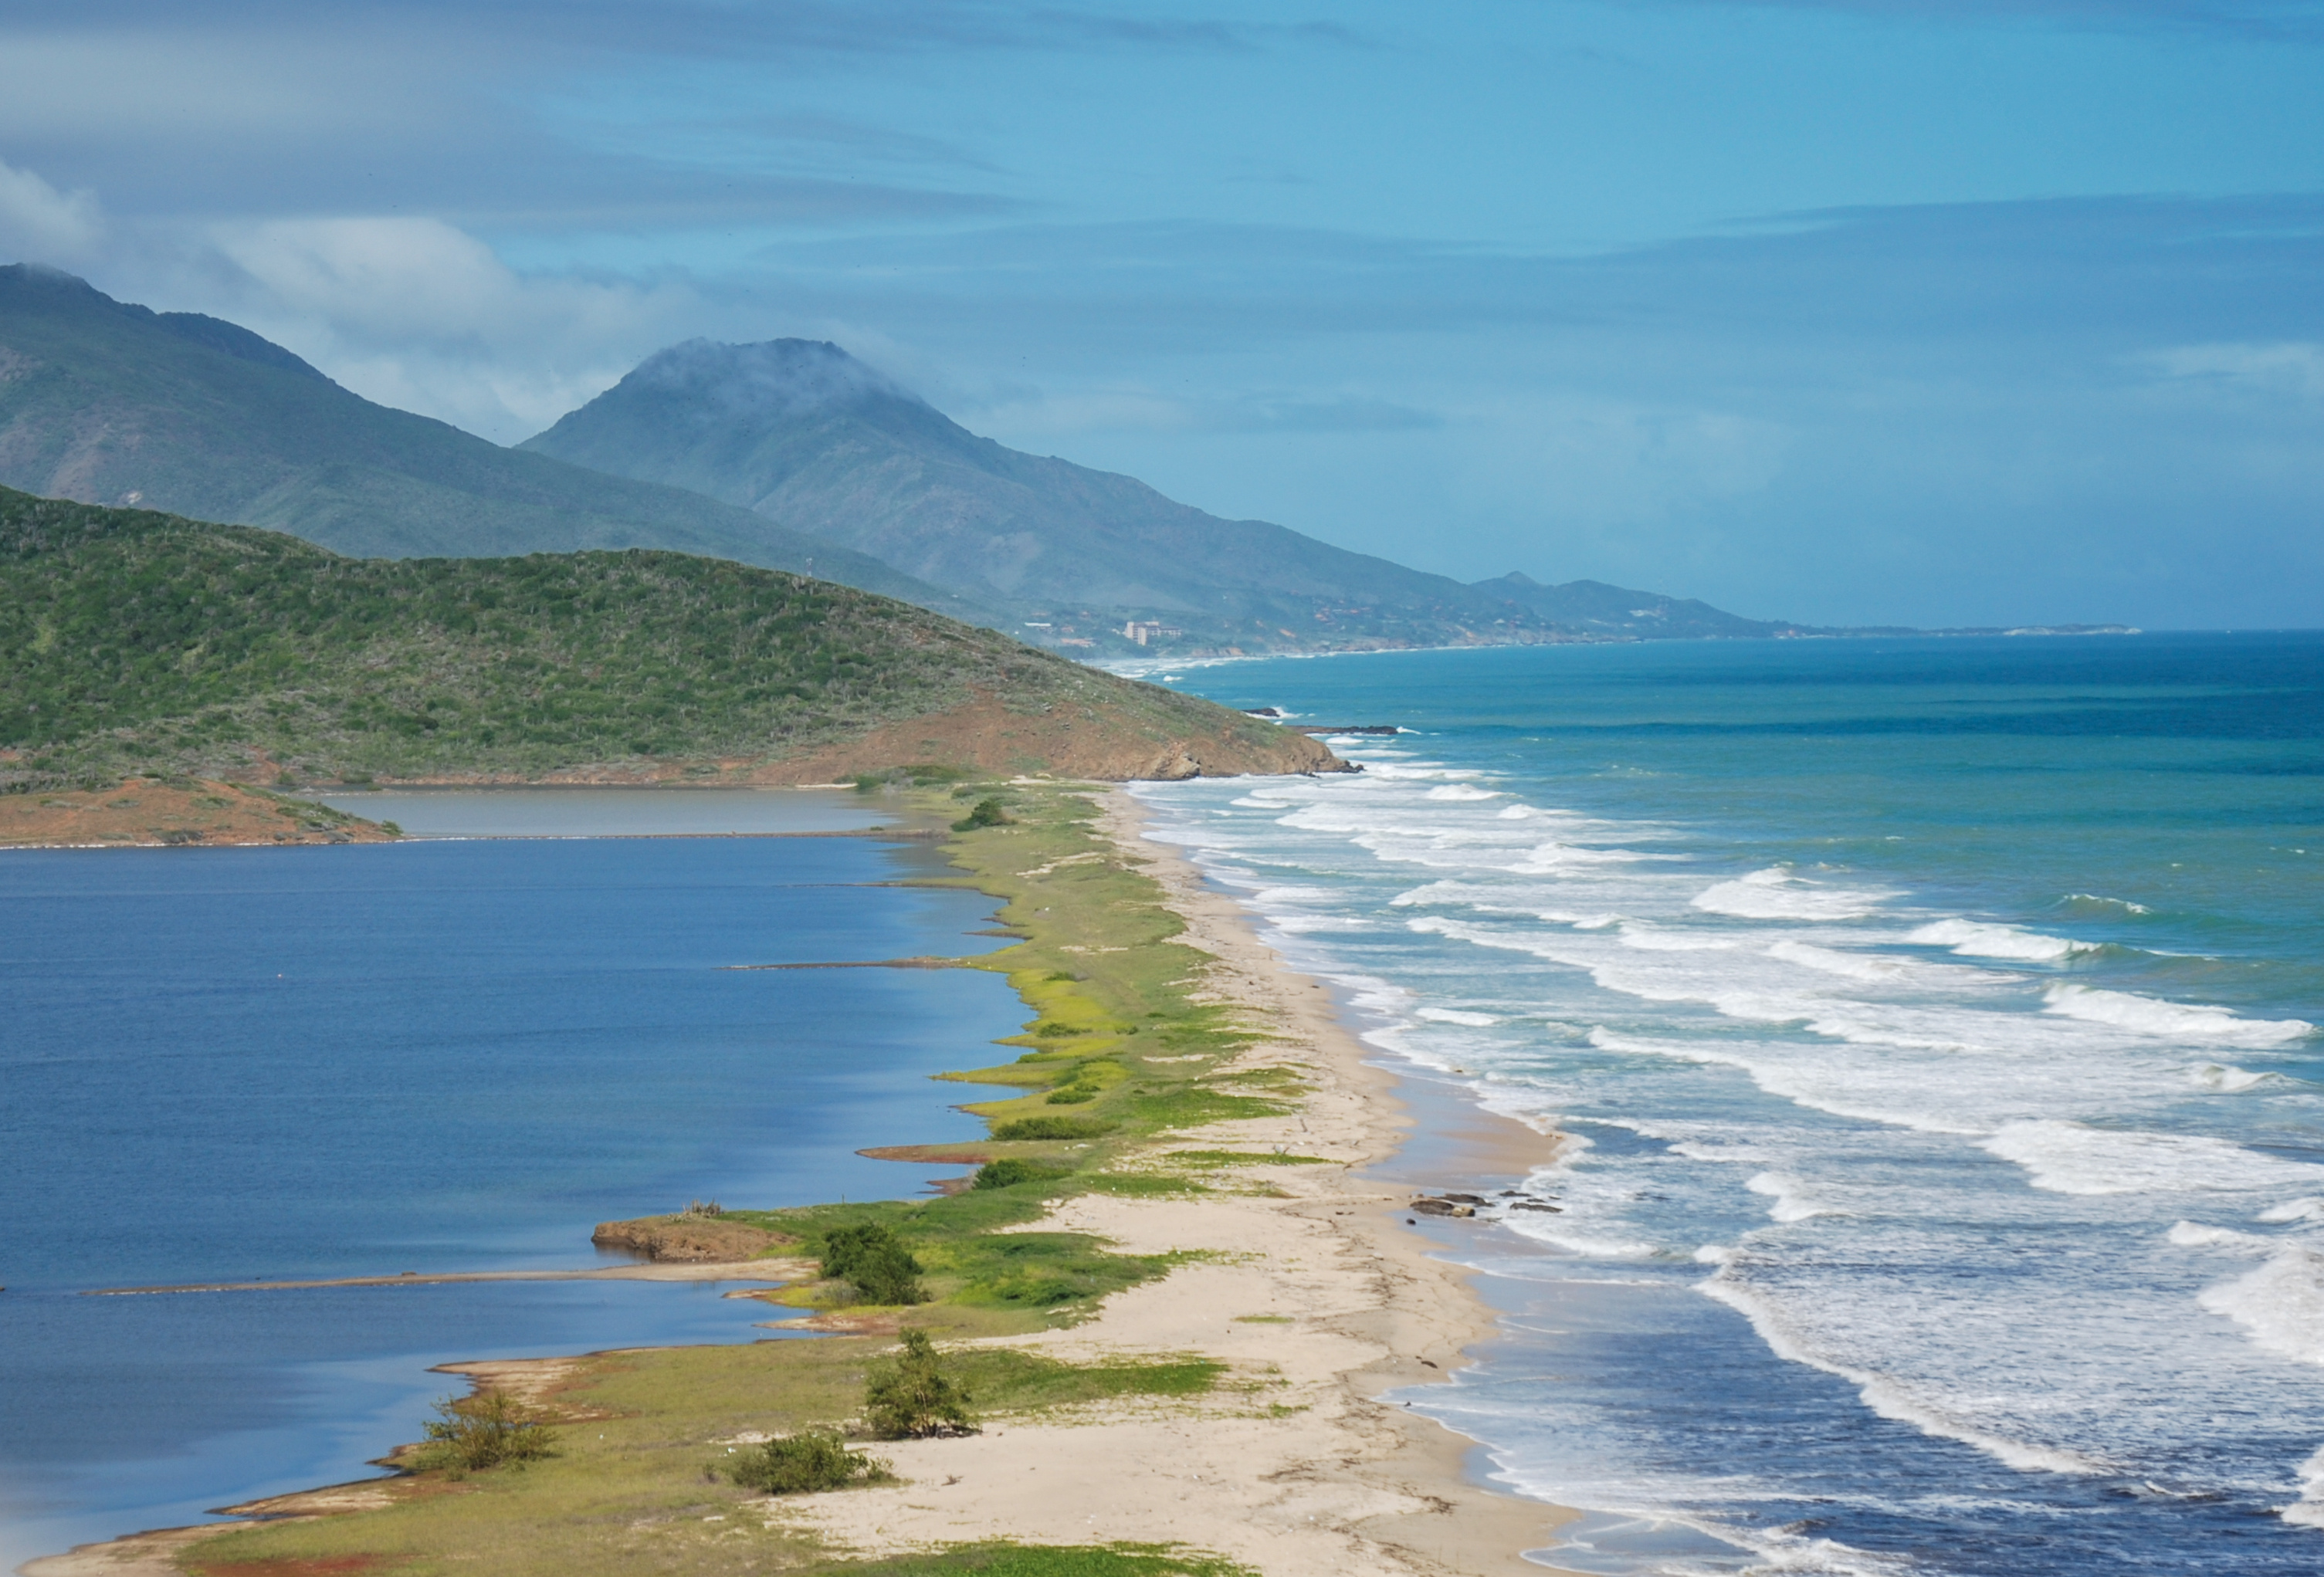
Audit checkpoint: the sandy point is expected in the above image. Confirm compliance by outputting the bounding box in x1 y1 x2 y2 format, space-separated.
772 788 1580 1575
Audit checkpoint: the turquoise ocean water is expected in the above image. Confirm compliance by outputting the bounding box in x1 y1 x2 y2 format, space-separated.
0 794 1015 1572
1134 633 2324 1575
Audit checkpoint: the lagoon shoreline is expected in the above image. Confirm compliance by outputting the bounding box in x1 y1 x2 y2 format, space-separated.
21 783 1576 1577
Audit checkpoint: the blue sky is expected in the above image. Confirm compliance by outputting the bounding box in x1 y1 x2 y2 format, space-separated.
1 0 2319 627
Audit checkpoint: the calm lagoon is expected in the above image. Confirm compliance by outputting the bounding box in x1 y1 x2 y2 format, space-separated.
0 790 1017 1569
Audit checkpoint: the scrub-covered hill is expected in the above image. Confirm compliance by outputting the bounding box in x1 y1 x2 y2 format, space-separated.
0 487 1341 795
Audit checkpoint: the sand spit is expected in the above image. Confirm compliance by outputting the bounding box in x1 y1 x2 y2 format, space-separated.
28 786 1577 1577
772 790 1577 1575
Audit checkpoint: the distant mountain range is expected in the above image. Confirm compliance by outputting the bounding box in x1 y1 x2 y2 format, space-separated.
11 264 2045 656
0 266 977 617
520 337 1799 652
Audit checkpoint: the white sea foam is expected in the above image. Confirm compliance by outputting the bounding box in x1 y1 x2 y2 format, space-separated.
1768 939 1909 981
2064 892 2155 915
1746 1170 1838 1223
1425 783 1502 800
2285 1445 2324 1529
2197 1245 2324 1366
1697 1272 2114 1476
1262 913 1372 932
1692 866 1895 922
1417 1007 1501 1027
2043 983 2314 1047
1980 1120 2324 1196
1496 1215 1665 1257
1907 919 2092 962
1589 1027 1990 1134
2165 1220 2270 1250
1132 763 2324 1534
1622 924 1741 952
2190 1063 2275 1093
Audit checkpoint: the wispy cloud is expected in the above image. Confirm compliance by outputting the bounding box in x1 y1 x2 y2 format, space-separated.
0 154 100 265
2143 340 2324 398
1662 0 2324 42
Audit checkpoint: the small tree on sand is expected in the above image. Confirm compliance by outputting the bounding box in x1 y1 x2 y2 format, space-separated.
865 1329 977 1438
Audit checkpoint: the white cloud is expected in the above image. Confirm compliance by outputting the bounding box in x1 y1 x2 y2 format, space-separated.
198 216 701 440
2144 341 2324 400
0 154 102 266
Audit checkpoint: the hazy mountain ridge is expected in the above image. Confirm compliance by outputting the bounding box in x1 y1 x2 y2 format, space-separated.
0 269 1832 655
0 267 981 617
525 337 1744 651
1471 571 1804 639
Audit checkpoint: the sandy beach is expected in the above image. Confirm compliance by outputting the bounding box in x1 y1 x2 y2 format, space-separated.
761 790 1575 1574
24 784 1577 1577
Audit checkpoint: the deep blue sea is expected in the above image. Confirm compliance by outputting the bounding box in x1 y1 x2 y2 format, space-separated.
1133 633 2324 1576
0 794 1016 1571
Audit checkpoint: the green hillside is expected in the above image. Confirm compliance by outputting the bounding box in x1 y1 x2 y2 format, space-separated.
0 266 982 618
0 488 1333 793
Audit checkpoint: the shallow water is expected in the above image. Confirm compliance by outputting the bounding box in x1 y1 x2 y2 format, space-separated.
0 794 1015 1569
1138 633 2324 1575
315 785 897 838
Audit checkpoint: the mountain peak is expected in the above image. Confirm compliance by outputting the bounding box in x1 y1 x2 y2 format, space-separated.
621 337 923 421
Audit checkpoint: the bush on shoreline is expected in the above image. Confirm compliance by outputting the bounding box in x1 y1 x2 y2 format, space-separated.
725 1429 892 1494
991 1115 1115 1142
972 1159 1070 1190
820 1220 927 1305
415 1389 559 1474
951 795 1013 831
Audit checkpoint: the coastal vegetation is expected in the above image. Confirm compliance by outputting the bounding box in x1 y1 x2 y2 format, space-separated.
161 783 1301 1575
727 1430 893 1495
417 1391 561 1475
863 1331 977 1439
819 1222 927 1307
0 486 1333 795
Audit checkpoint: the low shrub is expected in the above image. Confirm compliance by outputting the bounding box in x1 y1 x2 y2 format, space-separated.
973 1159 1069 1190
1045 1087 1098 1105
822 1221 925 1305
951 796 1012 831
415 1389 558 1473
991 1115 1115 1142
866 1329 977 1438
727 1428 891 1494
